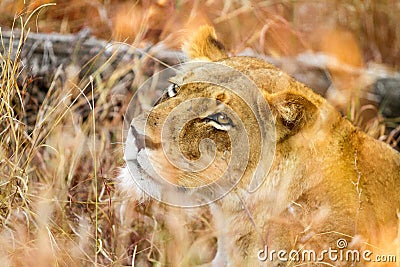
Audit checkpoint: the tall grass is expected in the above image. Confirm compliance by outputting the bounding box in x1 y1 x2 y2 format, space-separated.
0 1 399 266
0 11 136 266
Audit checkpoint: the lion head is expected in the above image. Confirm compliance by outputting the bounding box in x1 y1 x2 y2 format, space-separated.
119 25 400 266
119 25 331 207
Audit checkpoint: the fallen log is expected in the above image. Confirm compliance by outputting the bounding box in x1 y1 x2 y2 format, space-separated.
1 29 185 89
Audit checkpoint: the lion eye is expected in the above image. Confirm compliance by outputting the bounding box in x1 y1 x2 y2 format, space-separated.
167 83 179 98
153 83 179 107
205 112 234 131
216 113 230 124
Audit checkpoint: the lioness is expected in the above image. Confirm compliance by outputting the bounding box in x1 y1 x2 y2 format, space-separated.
119 26 400 266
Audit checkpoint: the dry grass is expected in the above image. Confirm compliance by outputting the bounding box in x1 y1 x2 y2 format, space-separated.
1 1 400 66
0 13 131 267
0 1 399 267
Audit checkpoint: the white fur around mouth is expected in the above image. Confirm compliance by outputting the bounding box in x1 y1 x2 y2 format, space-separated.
123 128 138 161
118 128 162 202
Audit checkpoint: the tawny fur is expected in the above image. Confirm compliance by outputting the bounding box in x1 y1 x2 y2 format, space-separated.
183 25 228 61
119 26 400 266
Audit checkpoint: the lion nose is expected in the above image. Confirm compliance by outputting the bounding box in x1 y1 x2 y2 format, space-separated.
130 114 147 151
129 113 160 151
130 125 145 151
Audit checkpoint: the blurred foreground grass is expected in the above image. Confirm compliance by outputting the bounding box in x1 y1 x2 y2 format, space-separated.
0 1 400 266
0 16 134 267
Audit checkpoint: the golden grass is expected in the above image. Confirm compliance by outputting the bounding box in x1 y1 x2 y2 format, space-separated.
0 1 399 266
0 12 133 266
1 1 399 67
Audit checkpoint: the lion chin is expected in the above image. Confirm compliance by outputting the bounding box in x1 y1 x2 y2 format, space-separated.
118 25 400 267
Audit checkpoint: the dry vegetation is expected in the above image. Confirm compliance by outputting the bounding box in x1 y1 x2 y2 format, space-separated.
0 1 400 266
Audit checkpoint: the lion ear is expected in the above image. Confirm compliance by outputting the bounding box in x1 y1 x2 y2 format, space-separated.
183 25 228 61
268 91 319 141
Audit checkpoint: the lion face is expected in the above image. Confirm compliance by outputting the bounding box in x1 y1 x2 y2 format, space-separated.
125 62 272 205
120 24 326 206
122 53 325 206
